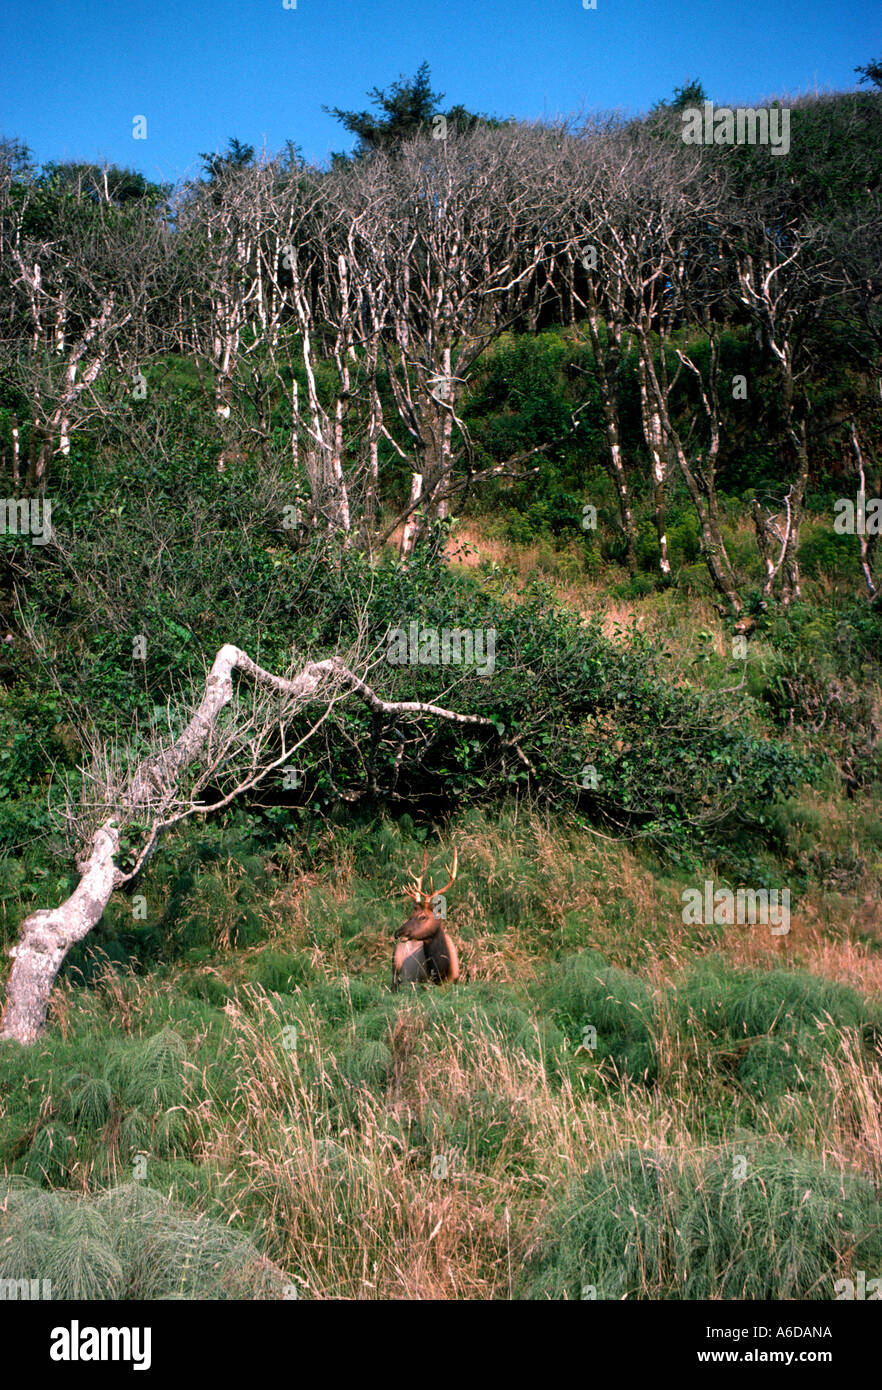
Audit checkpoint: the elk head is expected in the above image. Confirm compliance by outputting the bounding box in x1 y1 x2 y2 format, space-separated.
392 847 459 988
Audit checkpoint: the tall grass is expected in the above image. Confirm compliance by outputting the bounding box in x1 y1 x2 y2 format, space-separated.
2 785 881 1298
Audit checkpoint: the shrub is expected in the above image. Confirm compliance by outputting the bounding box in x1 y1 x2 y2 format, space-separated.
0 1179 289 1299
342 1040 393 1088
679 1145 882 1299
681 964 871 1039
798 523 860 582
542 953 658 1081
522 1147 684 1299
522 1143 882 1299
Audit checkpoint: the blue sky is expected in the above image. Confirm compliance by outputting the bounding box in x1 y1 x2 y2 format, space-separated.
2 0 879 181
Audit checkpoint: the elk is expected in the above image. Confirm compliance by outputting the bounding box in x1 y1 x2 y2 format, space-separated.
392 847 460 989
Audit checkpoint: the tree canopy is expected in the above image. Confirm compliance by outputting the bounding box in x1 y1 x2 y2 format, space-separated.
323 61 507 158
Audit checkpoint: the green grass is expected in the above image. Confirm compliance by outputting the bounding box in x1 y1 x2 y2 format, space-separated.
0 1178 289 1299
522 1142 882 1300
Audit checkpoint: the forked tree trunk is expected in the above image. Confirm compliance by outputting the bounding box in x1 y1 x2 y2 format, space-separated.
674 444 743 615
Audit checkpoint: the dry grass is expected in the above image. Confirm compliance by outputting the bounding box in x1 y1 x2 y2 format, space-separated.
207 990 704 1299
175 979 882 1299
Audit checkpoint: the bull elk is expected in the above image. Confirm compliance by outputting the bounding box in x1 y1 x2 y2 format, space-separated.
392 847 460 989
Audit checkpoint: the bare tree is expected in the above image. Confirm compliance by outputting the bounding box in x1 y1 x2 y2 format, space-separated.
731 182 833 605
586 127 742 608
0 163 171 490
540 120 640 571
175 157 267 425
341 125 568 553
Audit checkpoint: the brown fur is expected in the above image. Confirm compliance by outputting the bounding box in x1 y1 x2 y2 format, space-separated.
392 851 460 989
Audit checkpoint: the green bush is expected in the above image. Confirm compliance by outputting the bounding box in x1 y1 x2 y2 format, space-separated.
798 522 860 582
678 963 880 1105
522 1143 882 1299
542 953 658 1081
342 1040 393 1088
667 510 702 569
522 1147 683 1299
679 1146 882 1299
681 963 871 1039
0 1179 289 1299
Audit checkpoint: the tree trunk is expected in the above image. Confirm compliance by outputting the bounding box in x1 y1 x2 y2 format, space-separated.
400 472 423 556
0 826 119 1045
638 337 741 614
851 421 878 598
637 355 671 578
11 417 20 489
779 425 809 607
584 288 637 573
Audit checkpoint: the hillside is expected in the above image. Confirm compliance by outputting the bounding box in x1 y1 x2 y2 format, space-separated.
1 77 881 1303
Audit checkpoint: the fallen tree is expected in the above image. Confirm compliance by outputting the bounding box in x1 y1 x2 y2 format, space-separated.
0 642 523 1044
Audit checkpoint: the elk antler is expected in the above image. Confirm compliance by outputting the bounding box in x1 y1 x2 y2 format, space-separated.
404 846 429 903
431 847 458 901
